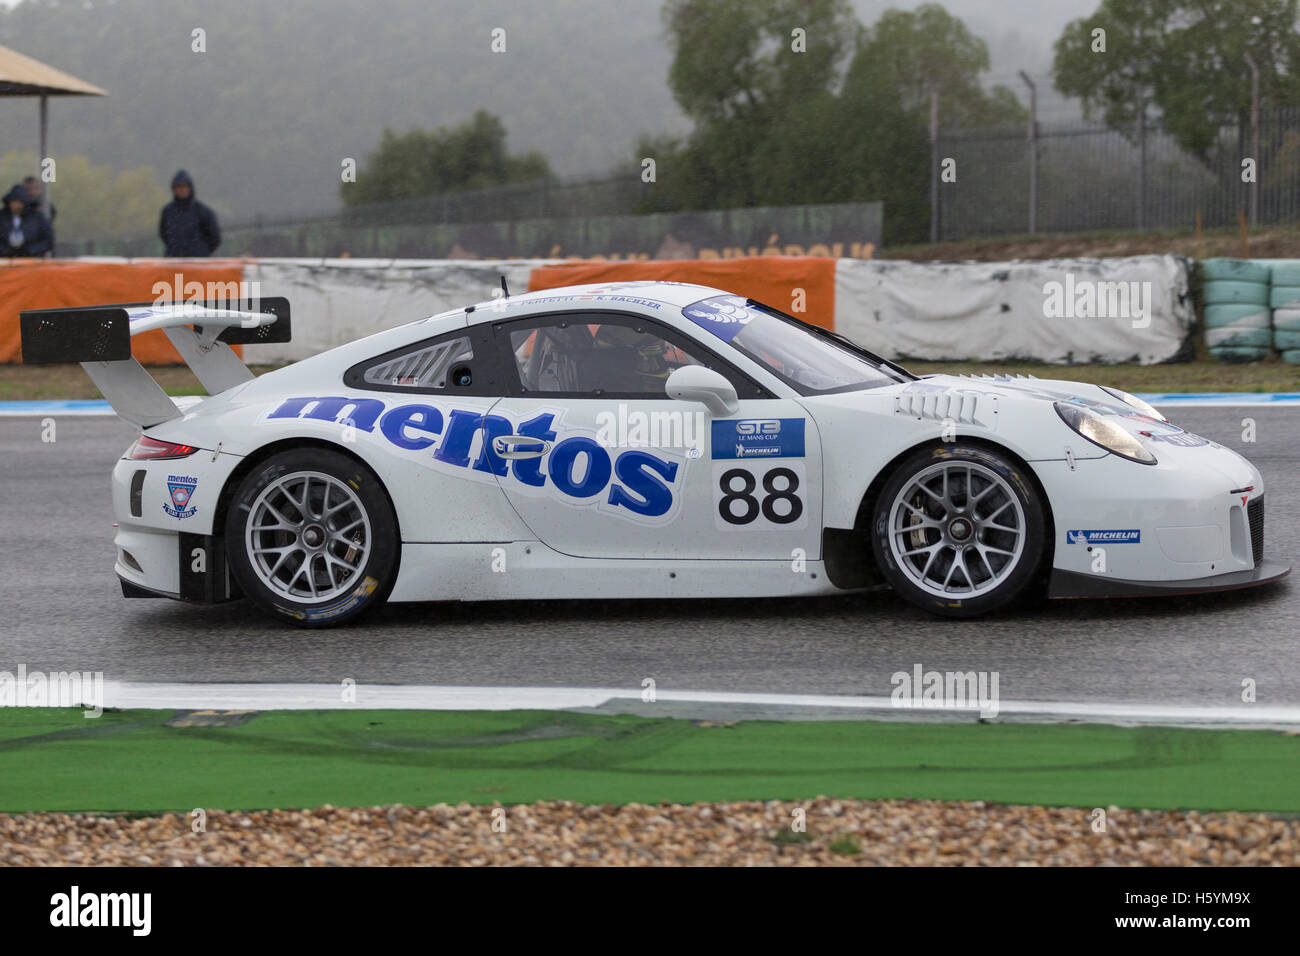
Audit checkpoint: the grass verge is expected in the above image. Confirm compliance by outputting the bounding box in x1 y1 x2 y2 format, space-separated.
1 708 1297 814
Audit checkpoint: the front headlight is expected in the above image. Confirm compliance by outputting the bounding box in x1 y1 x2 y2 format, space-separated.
1100 386 1167 423
1055 402 1157 464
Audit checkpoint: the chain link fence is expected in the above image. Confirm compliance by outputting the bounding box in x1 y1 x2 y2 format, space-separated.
937 107 1300 240
61 108 1300 256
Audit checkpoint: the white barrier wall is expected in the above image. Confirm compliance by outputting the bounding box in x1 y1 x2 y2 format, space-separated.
243 258 553 364
234 254 1194 365
834 255 1195 365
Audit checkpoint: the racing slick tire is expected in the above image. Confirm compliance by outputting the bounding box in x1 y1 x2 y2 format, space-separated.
871 444 1047 618
225 448 399 627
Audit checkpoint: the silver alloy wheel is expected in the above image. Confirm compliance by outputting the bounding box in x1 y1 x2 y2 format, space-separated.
245 470 372 602
887 461 1026 599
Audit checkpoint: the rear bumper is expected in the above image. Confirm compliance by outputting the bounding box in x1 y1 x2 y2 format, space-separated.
1049 557 1290 599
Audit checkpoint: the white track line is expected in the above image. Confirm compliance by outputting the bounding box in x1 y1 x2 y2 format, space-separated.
95 682 1300 730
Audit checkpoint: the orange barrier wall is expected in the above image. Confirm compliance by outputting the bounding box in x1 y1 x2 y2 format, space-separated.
1 260 246 364
528 257 837 329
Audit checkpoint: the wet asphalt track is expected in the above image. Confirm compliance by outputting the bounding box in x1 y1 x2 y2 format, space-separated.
2 407 1298 707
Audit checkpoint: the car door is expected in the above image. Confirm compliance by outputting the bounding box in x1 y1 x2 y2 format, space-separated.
481 310 823 560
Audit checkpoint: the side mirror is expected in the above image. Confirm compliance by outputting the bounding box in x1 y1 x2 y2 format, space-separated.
666 365 739 417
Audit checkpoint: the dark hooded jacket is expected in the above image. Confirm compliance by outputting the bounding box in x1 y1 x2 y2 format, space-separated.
1 184 53 258
159 170 221 257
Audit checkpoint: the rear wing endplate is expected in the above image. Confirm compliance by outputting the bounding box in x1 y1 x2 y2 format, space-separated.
19 297 290 428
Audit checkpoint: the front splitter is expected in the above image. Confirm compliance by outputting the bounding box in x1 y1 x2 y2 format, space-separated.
1049 557 1291 599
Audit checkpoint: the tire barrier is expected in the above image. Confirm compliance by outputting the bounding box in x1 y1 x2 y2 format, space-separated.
1203 259 1272 364
1200 258 1271 283
1212 345 1273 363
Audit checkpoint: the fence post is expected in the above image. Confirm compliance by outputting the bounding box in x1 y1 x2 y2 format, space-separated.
929 85 939 243
1019 71 1037 235
1136 88 1146 230
1245 51 1260 226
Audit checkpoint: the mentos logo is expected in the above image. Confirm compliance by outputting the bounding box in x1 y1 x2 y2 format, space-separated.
1067 529 1141 544
267 397 679 518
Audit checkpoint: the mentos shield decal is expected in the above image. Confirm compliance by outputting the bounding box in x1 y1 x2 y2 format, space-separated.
164 475 199 519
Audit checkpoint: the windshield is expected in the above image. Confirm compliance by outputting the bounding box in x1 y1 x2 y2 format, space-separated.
682 295 911 395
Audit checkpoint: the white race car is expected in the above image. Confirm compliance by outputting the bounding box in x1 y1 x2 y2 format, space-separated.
20 281 1289 626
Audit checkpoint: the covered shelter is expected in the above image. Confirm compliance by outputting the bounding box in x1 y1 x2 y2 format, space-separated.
0 43 106 216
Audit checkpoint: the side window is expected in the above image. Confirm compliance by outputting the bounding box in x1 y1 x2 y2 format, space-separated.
362 335 473 390
346 328 502 395
502 314 763 398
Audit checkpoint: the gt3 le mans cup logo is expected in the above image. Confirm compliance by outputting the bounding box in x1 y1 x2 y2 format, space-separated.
164 475 199 519
712 418 805 459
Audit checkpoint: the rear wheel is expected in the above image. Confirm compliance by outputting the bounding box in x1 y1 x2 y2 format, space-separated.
225 448 398 627
871 445 1046 617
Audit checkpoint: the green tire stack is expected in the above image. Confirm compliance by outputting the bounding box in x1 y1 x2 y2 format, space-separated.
1202 259 1272 363
1270 261 1300 364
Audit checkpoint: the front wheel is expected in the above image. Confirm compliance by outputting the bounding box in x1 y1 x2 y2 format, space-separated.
871 445 1047 617
225 448 398 627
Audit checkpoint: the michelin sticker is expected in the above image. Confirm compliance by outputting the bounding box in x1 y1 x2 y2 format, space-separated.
164 475 199 519
1067 529 1140 544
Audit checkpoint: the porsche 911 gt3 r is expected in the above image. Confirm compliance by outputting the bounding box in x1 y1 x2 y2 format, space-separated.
19 281 1289 626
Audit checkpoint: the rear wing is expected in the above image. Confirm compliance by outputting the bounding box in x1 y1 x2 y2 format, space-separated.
20 297 290 428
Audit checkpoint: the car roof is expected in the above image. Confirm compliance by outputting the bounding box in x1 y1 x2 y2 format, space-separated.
445 280 729 327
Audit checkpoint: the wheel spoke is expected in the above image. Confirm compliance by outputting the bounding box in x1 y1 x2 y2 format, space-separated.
916 481 946 507
900 541 941 558
268 548 297 577
262 500 296 528
956 550 974 591
985 500 1013 521
901 502 940 527
919 547 941 579
330 517 364 538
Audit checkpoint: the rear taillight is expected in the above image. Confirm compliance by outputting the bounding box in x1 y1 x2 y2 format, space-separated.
127 436 198 460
